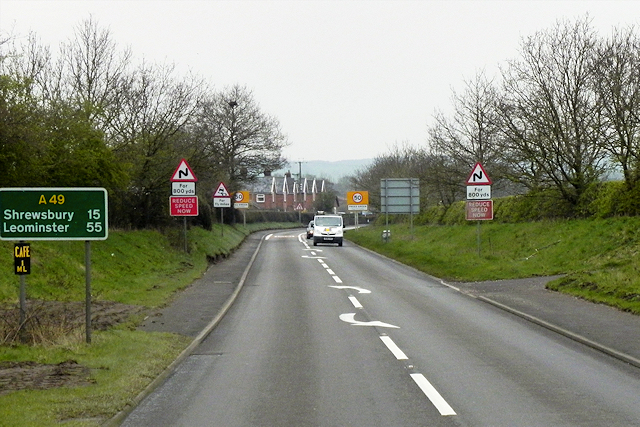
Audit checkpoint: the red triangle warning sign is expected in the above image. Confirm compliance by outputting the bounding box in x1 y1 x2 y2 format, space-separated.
466 163 492 185
171 159 198 182
213 182 230 198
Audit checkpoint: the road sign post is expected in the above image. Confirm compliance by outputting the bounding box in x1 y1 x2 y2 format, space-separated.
234 192 250 226
14 242 30 340
0 187 109 343
465 163 493 255
380 179 420 238
347 191 370 231
170 159 198 252
213 182 231 236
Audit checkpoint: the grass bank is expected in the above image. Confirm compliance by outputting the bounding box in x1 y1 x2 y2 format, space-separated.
0 222 298 426
346 217 640 314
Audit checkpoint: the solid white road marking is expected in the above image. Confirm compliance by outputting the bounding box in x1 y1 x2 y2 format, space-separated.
410 373 457 416
266 234 273 240
348 296 363 308
379 336 408 360
339 313 400 328
297 226 455 418
328 285 371 294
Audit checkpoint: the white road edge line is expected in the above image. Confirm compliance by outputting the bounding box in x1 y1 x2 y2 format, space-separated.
379 336 408 360
410 373 457 416
348 296 363 309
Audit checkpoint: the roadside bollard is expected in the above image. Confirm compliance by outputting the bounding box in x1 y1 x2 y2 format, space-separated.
382 229 391 242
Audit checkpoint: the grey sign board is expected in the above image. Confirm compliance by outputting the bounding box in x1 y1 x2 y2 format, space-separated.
380 178 420 214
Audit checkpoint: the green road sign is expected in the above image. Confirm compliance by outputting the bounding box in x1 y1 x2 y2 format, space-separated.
0 188 108 240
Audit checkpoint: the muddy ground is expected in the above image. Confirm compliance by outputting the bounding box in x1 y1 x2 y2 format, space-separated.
0 300 145 395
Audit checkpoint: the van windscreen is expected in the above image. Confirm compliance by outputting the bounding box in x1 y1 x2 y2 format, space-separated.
315 216 341 227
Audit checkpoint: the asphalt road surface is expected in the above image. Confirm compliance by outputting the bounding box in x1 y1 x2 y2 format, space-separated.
122 230 640 426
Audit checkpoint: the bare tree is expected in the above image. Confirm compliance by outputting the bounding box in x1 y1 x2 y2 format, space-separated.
59 17 132 128
0 31 124 189
350 143 439 210
427 71 504 203
496 17 608 207
190 85 288 193
109 62 204 227
1 32 52 99
429 71 502 166
592 25 640 188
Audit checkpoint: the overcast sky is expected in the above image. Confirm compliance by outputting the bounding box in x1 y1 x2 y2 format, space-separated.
2 1 639 162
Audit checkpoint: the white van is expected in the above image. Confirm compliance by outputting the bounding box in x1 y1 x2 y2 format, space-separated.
313 214 344 247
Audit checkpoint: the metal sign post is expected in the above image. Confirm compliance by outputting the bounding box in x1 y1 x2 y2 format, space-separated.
0 187 108 343
14 242 30 341
347 191 368 231
465 163 493 255
170 159 198 252
380 179 420 239
213 182 231 236
85 241 92 343
234 191 250 227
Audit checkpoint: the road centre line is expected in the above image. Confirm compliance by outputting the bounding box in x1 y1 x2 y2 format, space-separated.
379 335 408 360
410 373 457 416
308 245 455 418
328 285 371 294
348 296 363 309
339 313 400 328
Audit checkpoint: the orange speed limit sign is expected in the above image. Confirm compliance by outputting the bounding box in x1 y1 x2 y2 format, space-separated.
234 191 250 209
347 191 369 211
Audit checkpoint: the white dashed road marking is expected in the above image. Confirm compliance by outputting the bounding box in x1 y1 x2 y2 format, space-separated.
379 335 408 360
348 296 363 308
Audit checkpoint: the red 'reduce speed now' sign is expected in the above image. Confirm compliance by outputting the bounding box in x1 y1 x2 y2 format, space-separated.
170 196 198 216
466 200 493 220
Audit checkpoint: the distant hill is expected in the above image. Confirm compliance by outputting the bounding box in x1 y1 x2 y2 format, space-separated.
277 159 373 182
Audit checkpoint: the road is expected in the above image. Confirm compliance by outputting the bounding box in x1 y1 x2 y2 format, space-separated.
122 229 640 426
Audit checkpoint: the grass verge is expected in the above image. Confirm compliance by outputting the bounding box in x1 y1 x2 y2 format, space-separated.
0 222 299 426
346 217 640 314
